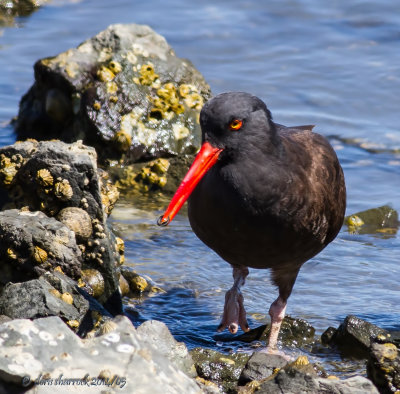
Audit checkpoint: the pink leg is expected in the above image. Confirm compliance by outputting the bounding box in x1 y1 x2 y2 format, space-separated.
217 266 250 334
266 296 287 352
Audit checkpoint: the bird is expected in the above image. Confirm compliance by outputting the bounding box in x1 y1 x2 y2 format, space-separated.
157 92 346 352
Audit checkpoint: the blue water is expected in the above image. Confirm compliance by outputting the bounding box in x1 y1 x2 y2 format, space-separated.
1 0 399 373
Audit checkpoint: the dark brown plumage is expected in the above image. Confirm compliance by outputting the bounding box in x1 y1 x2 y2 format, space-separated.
158 92 346 351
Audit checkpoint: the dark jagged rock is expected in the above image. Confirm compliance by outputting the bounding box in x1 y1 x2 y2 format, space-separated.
321 315 389 358
0 315 200 393
367 342 400 394
137 320 196 378
238 352 288 385
190 348 250 392
216 316 315 348
15 24 211 164
0 140 123 316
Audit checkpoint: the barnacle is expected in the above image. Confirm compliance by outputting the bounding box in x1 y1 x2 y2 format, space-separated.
185 92 204 110
0 155 18 185
93 101 101 111
7 248 17 260
54 179 73 201
57 207 92 241
61 292 74 305
112 131 132 152
82 269 105 298
138 63 159 85
36 168 54 187
151 158 170 175
97 66 115 82
108 60 122 74
106 81 118 94
33 246 48 264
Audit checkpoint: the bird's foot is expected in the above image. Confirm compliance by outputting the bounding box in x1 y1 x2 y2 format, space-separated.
217 287 250 334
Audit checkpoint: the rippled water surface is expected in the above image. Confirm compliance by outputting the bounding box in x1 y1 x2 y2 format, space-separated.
1 0 399 371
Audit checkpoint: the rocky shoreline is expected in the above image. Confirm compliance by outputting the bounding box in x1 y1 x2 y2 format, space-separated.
0 23 399 393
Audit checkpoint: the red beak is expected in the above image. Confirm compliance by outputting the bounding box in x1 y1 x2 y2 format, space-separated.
157 142 223 226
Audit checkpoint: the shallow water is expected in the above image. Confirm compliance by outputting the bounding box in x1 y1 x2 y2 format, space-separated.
1 0 399 374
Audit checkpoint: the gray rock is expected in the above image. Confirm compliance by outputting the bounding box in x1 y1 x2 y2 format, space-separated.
258 366 379 394
367 342 400 393
0 315 201 393
0 209 82 284
15 24 212 164
238 352 288 385
322 315 388 358
137 320 196 378
0 277 85 321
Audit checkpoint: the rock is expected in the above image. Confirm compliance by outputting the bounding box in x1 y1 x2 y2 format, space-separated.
0 209 82 284
238 352 288 385
321 315 389 358
0 140 123 315
0 315 201 393
137 320 196 378
15 24 212 165
216 316 315 348
367 342 400 393
256 366 379 394
0 271 113 337
190 347 250 392
345 205 399 235
0 0 48 17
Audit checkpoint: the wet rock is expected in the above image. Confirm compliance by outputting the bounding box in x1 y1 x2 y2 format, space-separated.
345 205 399 235
190 347 250 392
120 266 163 296
137 320 196 378
0 0 48 22
367 341 400 394
255 366 379 394
15 24 211 164
217 316 315 348
321 315 389 358
0 140 122 315
0 315 201 393
238 352 288 385
0 209 82 284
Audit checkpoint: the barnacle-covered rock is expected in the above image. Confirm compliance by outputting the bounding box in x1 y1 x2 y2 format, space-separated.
0 140 123 316
57 207 93 241
15 24 211 164
0 210 82 284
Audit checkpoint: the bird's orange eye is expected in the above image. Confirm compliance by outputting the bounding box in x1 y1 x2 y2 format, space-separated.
229 119 243 131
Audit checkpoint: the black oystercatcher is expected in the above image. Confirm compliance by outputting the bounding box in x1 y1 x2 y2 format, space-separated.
157 92 346 352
